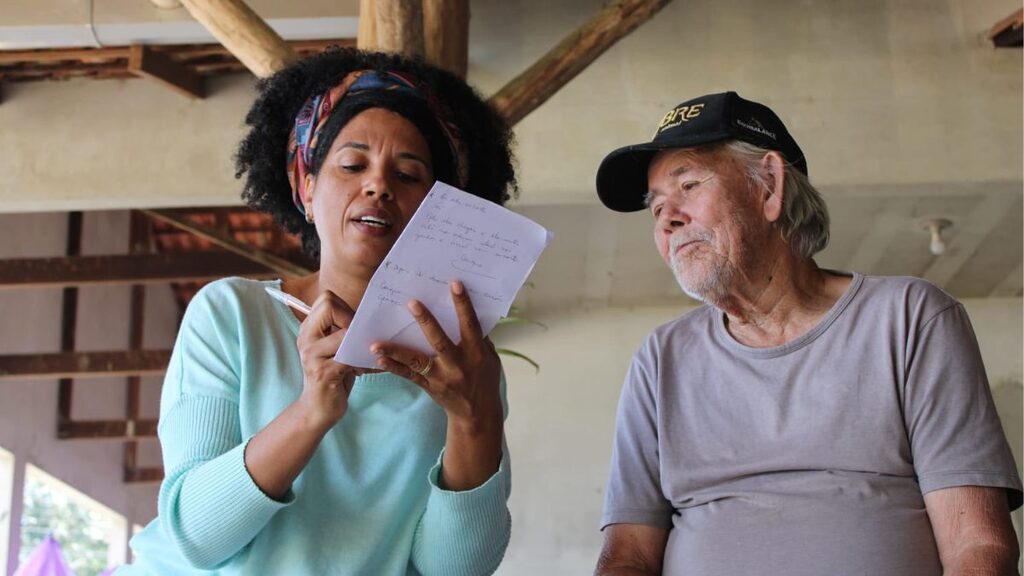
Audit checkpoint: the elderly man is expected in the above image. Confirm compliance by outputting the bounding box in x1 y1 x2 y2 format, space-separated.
592 92 1022 575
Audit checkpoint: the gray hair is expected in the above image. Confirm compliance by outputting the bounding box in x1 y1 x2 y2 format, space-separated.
724 141 830 259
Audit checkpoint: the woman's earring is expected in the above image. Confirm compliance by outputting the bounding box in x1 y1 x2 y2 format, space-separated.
305 210 314 223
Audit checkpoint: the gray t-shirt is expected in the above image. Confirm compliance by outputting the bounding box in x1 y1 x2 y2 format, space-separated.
601 273 1022 575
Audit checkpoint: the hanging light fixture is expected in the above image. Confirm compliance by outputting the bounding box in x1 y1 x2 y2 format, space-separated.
920 218 953 256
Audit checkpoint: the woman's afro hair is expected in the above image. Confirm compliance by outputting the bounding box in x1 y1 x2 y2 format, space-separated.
235 47 518 260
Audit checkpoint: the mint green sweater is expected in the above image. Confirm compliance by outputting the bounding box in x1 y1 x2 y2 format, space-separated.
121 278 511 576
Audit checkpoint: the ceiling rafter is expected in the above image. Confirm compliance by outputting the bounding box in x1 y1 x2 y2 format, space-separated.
488 0 672 125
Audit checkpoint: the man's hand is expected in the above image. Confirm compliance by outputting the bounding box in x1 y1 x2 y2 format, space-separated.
594 524 669 576
924 485 1019 575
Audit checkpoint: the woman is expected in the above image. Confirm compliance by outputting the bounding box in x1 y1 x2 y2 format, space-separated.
122 48 517 576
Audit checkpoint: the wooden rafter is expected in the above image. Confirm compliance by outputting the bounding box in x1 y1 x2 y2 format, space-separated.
143 209 311 277
488 0 672 126
989 9 1023 47
0 350 172 381
128 44 205 99
0 252 276 288
178 0 297 78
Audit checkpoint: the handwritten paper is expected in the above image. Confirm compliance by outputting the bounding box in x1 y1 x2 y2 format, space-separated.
335 181 553 368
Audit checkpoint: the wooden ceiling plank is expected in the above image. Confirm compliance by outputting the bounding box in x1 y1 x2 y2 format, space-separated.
488 0 673 126
128 44 205 99
0 252 276 288
423 0 469 78
178 0 297 78
0 350 172 381
922 193 1019 288
143 209 311 277
375 0 425 57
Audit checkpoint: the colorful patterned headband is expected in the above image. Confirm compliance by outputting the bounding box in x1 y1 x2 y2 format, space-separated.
286 70 469 216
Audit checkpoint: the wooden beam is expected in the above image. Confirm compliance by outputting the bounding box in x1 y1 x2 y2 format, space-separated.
128 44 205 99
488 0 672 126
0 350 172 380
143 209 311 277
125 467 164 483
58 419 158 440
988 8 1023 47
124 212 149 472
0 251 276 289
57 212 83 425
423 0 469 78
358 0 378 49
375 0 425 57
178 0 297 77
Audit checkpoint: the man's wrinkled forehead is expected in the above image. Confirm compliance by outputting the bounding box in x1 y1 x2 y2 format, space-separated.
647 145 722 185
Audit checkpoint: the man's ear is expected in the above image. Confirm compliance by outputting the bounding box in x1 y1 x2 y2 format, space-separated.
760 151 785 223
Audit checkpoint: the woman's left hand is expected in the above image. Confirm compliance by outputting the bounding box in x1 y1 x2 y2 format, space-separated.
371 280 502 427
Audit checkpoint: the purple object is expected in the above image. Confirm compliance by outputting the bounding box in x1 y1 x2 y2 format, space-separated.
13 534 76 576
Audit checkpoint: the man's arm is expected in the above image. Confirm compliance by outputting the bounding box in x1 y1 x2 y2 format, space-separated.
924 485 1019 575
594 524 669 576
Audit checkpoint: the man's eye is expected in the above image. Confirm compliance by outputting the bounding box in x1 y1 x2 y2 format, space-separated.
682 180 701 191
341 164 363 172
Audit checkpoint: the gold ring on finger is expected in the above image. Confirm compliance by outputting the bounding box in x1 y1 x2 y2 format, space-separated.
415 356 434 377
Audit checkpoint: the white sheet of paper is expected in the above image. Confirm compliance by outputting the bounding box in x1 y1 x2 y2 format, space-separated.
335 181 553 369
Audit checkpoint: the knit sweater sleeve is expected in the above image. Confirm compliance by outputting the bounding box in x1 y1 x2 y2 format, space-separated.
410 373 513 576
156 281 293 570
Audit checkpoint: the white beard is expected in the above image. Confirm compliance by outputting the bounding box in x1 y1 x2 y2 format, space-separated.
669 233 735 303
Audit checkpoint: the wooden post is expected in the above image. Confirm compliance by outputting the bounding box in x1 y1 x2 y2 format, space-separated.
358 0 378 49
423 0 469 78
57 212 83 429
375 0 425 57
489 0 673 126
178 0 297 77
124 212 148 479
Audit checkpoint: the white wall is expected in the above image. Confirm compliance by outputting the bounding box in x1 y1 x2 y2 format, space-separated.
0 212 170 575
492 298 1023 575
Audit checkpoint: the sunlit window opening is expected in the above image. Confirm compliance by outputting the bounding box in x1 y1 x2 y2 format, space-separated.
19 464 127 576
0 446 14 573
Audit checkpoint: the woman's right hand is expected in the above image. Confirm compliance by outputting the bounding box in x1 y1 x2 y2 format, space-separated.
295 290 360 430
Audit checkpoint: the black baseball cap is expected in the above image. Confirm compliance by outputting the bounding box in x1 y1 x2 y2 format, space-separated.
595 91 807 212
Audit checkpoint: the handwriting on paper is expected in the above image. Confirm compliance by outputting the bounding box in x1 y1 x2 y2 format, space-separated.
335 182 553 369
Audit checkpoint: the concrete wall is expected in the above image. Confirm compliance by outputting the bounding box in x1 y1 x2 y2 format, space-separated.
0 212 169 575
492 298 1024 575
0 0 1019 212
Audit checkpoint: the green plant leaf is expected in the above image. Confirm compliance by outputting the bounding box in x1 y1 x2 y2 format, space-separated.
497 316 548 329
495 348 540 373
